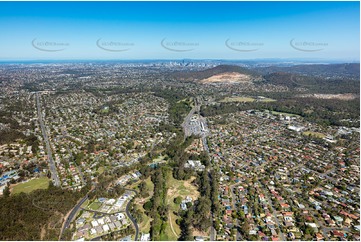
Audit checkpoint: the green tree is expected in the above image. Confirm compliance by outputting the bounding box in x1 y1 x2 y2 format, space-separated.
174 196 182 205
3 184 10 197
143 201 152 212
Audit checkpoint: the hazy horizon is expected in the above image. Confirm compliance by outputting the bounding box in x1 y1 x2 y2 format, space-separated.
0 58 359 65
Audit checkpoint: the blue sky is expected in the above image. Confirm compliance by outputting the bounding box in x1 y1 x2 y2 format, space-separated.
0 1 359 61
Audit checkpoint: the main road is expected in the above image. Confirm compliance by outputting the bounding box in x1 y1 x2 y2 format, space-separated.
181 97 200 138
182 96 216 241
60 195 89 240
36 93 61 187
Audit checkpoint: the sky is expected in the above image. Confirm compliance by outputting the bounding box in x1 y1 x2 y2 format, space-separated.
0 1 359 61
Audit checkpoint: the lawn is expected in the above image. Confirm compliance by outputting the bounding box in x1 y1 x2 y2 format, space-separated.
129 176 154 195
88 201 102 211
176 98 191 104
135 171 199 240
80 199 90 208
97 166 105 174
259 98 276 102
271 111 301 117
153 155 166 163
221 96 276 103
133 177 154 234
302 131 326 139
220 96 255 103
136 204 152 234
101 107 109 113
159 223 178 241
145 177 154 194
12 177 49 194
167 174 199 201
163 172 200 239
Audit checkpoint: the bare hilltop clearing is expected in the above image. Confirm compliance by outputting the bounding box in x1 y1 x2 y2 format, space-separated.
199 72 252 84
170 64 260 83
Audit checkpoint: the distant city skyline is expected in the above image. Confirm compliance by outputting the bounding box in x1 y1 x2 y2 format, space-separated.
0 1 359 61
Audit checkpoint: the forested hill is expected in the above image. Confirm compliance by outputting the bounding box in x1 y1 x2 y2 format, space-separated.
262 72 360 94
254 63 360 79
0 183 87 240
169 64 359 94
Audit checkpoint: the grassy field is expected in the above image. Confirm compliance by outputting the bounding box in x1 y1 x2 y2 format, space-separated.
80 199 90 208
167 174 199 201
101 107 109 113
138 209 152 234
259 98 276 102
97 166 105 174
129 176 154 193
271 111 301 117
134 171 199 240
220 96 255 103
12 177 49 194
145 177 154 193
135 202 152 234
163 172 200 240
221 96 276 103
133 177 154 234
159 224 178 241
302 131 326 138
88 201 102 211
153 155 166 163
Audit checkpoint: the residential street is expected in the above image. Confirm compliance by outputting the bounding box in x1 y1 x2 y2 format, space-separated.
36 93 61 187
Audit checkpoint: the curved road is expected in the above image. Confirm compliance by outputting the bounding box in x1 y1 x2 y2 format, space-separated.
88 193 139 242
60 188 139 241
60 195 89 240
124 188 139 241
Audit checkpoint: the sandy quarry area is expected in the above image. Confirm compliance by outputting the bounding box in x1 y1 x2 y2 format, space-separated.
200 72 252 84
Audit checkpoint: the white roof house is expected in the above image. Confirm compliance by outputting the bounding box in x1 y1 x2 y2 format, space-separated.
288 125 304 132
103 224 110 232
116 213 125 220
140 233 150 241
91 220 99 227
97 218 105 225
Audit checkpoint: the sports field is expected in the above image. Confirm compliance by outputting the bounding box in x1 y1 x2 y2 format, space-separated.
12 177 49 194
220 96 255 102
302 131 326 139
271 111 300 117
221 96 276 103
